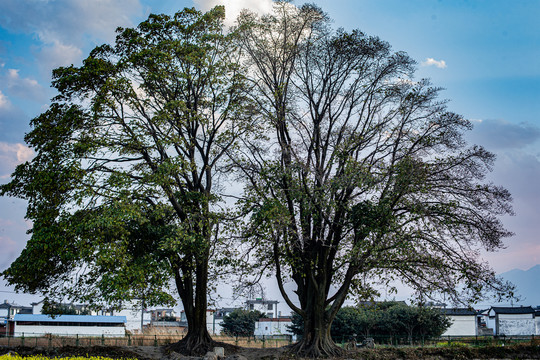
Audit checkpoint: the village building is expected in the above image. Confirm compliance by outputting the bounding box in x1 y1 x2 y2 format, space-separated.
12 314 126 337
245 299 280 318
254 317 294 340
487 306 536 336
441 308 478 336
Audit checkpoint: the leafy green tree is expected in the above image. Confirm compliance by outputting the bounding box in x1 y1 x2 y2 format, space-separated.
288 312 304 337
1 6 251 355
416 306 451 341
42 303 77 316
235 2 513 356
289 304 449 344
221 309 266 337
330 307 361 342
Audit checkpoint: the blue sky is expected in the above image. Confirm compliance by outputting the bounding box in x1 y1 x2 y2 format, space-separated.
0 0 539 305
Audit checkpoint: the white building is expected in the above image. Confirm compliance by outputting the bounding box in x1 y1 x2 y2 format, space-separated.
12 314 126 337
441 308 477 336
254 318 293 339
488 307 536 336
112 303 151 333
180 309 218 335
245 299 279 318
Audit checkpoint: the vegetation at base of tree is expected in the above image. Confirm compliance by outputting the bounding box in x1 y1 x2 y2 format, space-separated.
289 303 450 344
221 309 267 337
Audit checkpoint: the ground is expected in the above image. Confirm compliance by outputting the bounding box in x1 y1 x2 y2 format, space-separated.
2 344 540 359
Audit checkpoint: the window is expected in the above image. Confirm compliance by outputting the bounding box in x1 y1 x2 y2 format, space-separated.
267 304 273 310
249 304 254 310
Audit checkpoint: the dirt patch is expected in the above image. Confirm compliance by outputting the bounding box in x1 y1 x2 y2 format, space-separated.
1 344 540 359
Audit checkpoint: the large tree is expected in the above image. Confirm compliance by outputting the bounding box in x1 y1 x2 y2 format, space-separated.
235 2 514 357
1 7 250 354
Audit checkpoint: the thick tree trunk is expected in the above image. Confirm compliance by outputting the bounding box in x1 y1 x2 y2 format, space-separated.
172 257 214 355
290 281 344 358
291 310 343 358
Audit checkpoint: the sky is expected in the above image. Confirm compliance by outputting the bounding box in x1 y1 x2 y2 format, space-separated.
0 0 539 308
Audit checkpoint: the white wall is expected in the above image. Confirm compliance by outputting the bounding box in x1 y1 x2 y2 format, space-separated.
0 309 8 318
247 302 278 318
14 324 125 337
442 316 477 336
254 319 293 338
498 314 535 336
113 304 151 333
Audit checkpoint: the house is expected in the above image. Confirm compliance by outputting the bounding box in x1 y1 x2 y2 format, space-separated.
245 299 279 318
211 307 240 335
254 318 294 339
12 314 126 337
535 308 540 335
488 306 536 336
150 308 177 321
441 308 477 336
0 300 32 336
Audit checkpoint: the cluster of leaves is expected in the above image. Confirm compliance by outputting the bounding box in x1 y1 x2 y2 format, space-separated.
41 303 91 316
220 309 266 337
289 303 450 343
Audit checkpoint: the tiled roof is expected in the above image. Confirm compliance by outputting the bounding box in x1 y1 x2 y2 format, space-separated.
490 306 535 314
441 308 477 316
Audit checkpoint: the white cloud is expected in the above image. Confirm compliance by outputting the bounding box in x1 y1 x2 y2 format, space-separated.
0 142 34 178
37 40 83 70
469 118 540 150
0 0 143 71
194 0 274 26
0 90 11 109
421 57 447 69
2 68 47 102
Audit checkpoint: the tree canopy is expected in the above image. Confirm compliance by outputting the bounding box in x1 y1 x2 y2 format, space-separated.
0 2 514 358
221 309 266 337
1 6 251 355
234 2 513 357
289 303 450 344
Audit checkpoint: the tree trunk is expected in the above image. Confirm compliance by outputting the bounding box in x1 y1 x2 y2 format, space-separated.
172 258 214 356
289 281 344 358
291 310 343 357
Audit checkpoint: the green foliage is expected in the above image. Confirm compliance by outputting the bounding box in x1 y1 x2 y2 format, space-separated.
289 303 450 343
41 302 92 316
0 6 250 336
221 309 266 337
236 2 513 356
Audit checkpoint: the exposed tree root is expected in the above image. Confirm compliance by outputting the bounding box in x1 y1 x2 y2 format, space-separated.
287 337 344 358
166 335 241 357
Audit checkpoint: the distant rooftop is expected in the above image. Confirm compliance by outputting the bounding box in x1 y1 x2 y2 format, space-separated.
490 306 535 314
441 308 477 316
245 299 278 305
